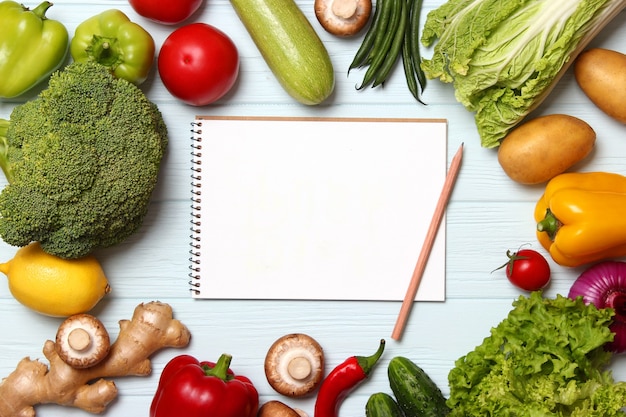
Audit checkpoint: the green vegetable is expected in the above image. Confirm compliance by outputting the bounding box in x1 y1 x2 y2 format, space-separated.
421 0 626 148
388 356 450 417
0 1 69 98
406 0 426 92
365 392 404 417
354 0 403 89
349 0 382 70
0 61 168 259
70 9 155 85
229 0 335 105
350 0 426 102
447 292 626 416
370 0 406 88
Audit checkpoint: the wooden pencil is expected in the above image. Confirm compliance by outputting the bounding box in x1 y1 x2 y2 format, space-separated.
391 142 464 341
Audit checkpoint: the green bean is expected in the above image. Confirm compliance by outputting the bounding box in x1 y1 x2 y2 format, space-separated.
400 0 426 103
350 0 427 102
408 0 427 91
401 14 422 102
366 0 395 65
348 0 381 71
357 0 402 89
372 0 408 88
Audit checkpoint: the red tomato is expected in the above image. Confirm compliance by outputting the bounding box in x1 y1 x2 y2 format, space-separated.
158 23 239 106
503 249 551 291
128 0 203 25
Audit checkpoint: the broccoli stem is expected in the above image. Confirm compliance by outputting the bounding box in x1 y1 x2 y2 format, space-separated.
0 119 12 184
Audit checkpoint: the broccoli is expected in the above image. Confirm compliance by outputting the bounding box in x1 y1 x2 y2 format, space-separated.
0 61 168 259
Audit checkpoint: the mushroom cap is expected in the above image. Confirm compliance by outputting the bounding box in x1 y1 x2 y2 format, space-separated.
315 0 372 37
258 400 305 417
55 313 111 368
264 333 325 397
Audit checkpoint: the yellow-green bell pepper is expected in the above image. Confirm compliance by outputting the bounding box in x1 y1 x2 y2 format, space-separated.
70 9 155 85
0 1 69 98
535 171 626 267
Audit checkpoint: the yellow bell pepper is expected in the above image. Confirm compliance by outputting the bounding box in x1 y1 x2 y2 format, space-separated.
534 171 626 267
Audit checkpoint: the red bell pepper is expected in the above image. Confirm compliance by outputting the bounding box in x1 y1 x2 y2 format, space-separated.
150 353 259 417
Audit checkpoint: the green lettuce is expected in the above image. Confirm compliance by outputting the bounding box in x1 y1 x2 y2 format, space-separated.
447 292 626 416
421 0 624 148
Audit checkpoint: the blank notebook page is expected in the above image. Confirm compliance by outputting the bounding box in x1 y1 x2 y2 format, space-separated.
191 116 448 301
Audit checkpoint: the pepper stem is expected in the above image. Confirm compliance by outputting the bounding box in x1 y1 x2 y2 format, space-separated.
537 209 561 241
30 1 53 20
202 353 233 381
85 35 124 70
356 339 385 376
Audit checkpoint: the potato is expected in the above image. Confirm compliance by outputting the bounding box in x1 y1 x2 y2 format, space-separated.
574 48 626 123
497 114 595 185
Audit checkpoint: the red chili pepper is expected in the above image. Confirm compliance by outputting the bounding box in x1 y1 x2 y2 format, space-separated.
314 339 385 417
150 353 259 417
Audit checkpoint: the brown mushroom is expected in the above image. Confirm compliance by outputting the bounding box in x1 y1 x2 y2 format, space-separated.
258 400 308 417
55 313 111 368
315 0 372 37
264 333 325 397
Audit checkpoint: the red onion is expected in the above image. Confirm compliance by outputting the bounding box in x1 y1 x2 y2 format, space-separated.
568 261 626 353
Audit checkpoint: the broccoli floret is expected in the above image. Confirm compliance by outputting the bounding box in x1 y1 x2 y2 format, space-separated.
0 61 168 259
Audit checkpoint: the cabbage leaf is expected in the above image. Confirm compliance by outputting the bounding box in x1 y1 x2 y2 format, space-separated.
447 292 626 416
421 0 626 148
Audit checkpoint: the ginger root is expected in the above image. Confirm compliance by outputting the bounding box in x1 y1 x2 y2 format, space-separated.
0 301 191 417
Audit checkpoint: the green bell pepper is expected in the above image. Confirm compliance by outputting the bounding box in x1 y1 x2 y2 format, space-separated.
0 1 69 98
70 9 155 85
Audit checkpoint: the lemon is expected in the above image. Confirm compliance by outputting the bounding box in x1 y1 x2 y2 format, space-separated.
0 242 111 317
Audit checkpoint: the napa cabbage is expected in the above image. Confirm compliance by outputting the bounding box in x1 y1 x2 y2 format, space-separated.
421 0 626 148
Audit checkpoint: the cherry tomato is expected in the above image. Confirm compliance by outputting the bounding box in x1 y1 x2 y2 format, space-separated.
501 249 551 291
128 0 203 25
158 23 239 106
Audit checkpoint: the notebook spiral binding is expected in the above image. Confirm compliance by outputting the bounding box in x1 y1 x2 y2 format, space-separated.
189 121 202 295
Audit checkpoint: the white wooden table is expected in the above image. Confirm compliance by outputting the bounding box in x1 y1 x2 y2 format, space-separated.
0 1 625 415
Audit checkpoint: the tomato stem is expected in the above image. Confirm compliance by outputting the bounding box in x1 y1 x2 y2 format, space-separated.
491 250 529 273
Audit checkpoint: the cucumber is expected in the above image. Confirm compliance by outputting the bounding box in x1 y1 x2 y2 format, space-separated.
229 0 335 105
365 392 404 417
388 356 450 417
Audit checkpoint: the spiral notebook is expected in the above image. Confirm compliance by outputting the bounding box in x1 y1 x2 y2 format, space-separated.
189 116 448 301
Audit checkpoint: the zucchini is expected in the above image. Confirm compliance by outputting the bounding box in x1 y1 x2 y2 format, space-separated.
365 392 404 417
388 356 450 417
229 0 335 105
